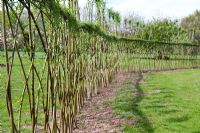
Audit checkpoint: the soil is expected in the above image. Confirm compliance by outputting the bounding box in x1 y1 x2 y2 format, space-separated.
73 71 141 133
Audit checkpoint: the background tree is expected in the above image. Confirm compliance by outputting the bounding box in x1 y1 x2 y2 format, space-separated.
122 14 145 37
134 19 189 43
107 8 121 34
181 10 200 44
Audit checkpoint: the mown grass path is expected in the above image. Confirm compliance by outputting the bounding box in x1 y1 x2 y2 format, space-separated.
113 69 200 133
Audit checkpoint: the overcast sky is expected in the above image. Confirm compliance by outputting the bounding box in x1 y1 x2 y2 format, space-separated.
79 0 200 20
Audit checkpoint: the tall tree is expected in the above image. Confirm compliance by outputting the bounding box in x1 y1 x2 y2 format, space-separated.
181 10 200 43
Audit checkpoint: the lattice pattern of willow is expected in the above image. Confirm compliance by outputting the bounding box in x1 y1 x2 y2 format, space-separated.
1 0 200 133
118 41 200 71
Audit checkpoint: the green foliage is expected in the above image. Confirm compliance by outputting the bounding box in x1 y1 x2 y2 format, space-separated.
107 8 121 24
181 10 200 30
181 10 200 43
0 11 15 29
42 2 193 46
134 19 189 43
123 15 145 34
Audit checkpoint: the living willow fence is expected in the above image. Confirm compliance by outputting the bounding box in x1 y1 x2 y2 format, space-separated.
1 0 200 133
118 40 200 71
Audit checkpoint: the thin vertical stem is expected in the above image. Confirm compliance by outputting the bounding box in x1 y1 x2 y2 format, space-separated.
2 0 16 132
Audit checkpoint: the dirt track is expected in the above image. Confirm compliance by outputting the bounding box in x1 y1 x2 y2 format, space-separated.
74 71 141 133
73 68 200 133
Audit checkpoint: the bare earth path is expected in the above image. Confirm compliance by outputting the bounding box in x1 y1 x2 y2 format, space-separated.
74 71 141 133
73 68 200 133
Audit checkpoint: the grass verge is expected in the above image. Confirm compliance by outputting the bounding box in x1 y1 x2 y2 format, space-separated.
113 69 200 133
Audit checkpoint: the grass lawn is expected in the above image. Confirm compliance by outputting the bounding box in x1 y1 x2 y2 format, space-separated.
0 51 46 132
1 50 200 132
113 69 200 133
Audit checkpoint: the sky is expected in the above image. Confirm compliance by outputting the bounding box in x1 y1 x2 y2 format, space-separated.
78 0 200 21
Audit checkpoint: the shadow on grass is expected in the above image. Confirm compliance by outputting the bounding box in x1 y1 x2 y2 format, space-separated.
113 72 154 133
133 74 190 132
113 72 194 133
131 72 154 133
